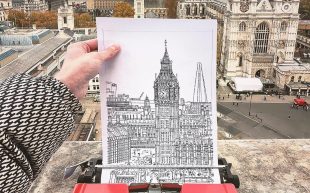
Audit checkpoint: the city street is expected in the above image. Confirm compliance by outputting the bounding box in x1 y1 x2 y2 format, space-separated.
218 102 310 139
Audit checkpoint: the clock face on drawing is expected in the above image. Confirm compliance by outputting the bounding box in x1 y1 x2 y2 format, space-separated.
159 90 168 98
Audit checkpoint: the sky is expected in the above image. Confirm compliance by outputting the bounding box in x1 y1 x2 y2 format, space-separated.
98 19 216 102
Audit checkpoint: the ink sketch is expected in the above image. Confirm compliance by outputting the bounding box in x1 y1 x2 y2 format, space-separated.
97 18 219 184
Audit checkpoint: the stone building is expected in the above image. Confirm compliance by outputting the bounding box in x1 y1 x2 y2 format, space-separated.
177 0 307 91
12 0 48 12
134 0 144 18
0 0 12 21
86 0 123 10
47 0 67 10
58 4 74 30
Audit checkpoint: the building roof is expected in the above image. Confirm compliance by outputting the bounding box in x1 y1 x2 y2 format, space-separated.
0 35 71 82
277 63 310 72
0 48 16 61
232 77 263 92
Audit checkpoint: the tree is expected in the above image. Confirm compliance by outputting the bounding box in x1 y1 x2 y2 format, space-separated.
299 0 310 20
8 10 58 29
113 2 135 18
165 0 178 19
31 11 58 29
8 10 27 27
75 13 96 28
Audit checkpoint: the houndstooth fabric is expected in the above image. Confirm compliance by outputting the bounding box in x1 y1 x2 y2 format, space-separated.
0 74 81 193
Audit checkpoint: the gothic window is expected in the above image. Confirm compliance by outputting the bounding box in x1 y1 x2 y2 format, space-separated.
193 4 198 15
254 22 270 54
186 5 190 16
238 54 243 66
239 22 246 32
280 21 288 32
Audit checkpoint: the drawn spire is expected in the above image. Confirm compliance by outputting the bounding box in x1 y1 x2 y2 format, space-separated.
193 62 208 102
161 40 172 71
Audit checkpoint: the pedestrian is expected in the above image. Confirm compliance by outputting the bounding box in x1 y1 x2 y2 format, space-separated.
0 39 121 192
264 96 267 101
233 102 235 105
236 102 239 106
223 96 225 100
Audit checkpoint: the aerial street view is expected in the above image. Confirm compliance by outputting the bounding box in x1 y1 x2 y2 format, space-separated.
0 0 309 193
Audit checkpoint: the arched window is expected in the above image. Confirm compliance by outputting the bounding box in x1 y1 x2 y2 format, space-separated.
237 53 243 66
280 21 288 32
298 76 302 82
239 22 246 32
186 5 190 16
193 4 198 15
254 22 270 54
290 76 295 82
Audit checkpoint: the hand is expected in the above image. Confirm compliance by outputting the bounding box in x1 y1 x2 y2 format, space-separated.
55 39 121 100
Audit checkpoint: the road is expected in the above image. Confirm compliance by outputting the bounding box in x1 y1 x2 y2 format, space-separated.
80 98 101 141
218 102 310 139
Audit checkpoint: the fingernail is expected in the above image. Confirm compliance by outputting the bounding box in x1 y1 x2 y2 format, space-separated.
111 44 120 51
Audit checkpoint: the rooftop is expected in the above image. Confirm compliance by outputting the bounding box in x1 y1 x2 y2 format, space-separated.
0 34 72 82
0 48 16 61
3 28 50 36
28 140 310 193
276 62 310 72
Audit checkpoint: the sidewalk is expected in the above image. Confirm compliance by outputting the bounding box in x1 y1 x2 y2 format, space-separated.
217 86 310 103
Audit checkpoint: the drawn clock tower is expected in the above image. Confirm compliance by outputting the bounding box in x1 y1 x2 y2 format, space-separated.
154 40 180 165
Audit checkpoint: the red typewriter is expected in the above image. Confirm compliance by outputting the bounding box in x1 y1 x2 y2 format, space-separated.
66 158 240 193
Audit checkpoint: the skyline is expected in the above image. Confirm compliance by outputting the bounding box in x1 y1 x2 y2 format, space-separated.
102 30 215 102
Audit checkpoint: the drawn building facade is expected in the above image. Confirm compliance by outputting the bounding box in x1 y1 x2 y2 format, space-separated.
154 40 180 165
106 41 214 183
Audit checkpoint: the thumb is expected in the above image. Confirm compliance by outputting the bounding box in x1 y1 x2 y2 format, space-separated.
85 44 121 71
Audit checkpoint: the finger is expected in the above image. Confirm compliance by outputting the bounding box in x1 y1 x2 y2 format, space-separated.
65 39 99 59
83 39 98 52
84 44 121 68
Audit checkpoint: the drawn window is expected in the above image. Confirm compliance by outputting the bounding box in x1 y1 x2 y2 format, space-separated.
280 21 288 32
239 22 246 32
254 22 269 54
186 5 190 16
193 4 198 15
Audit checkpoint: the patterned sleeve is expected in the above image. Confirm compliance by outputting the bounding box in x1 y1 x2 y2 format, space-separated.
0 74 82 192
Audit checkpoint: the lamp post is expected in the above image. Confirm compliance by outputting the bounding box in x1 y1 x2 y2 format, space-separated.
248 92 253 116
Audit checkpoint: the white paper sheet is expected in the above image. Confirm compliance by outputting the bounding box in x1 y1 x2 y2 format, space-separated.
97 18 220 184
